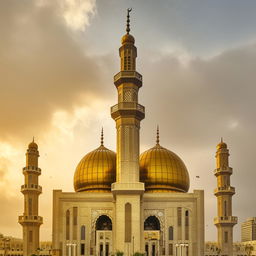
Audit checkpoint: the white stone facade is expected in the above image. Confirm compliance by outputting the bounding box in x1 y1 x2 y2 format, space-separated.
52 189 204 256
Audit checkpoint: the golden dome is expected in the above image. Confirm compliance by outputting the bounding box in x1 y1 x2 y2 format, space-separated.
121 34 135 45
28 138 38 149
217 138 227 149
140 130 189 193
74 130 116 192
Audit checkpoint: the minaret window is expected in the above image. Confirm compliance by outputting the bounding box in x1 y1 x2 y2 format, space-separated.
28 175 32 183
29 231 33 243
224 231 228 243
224 201 227 216
28 198 32 215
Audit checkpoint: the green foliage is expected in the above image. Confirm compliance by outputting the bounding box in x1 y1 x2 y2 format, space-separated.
115 251 124 256
133 252 145 256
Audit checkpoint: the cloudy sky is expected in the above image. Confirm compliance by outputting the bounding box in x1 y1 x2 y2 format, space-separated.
1 0 256 242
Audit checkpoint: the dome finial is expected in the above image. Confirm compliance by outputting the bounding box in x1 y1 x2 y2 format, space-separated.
221 137 223 143
156 125 160 145
126 8 132 34
101 127 104 146
33 136 35 143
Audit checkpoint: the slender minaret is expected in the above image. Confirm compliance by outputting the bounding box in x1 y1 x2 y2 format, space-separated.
214 139 237 256
19 139 43 256
111 9 145 254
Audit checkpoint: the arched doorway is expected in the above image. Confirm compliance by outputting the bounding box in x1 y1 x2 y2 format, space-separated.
95 215 112 256
144 216 161 256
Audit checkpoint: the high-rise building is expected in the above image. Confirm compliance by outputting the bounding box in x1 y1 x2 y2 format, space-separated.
214 139 237 256
18 139 43 256
241 217 256 242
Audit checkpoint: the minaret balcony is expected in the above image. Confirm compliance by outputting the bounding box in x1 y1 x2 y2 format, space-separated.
21 184 42 193
214 186 235 196
214 167 233 176
18 215 43 225
114 71 142 87
23 166 41 175
111 102 145 120
214 216 238 226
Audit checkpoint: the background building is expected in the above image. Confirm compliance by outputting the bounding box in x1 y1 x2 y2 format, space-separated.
242 218 256 242
0 234 51 256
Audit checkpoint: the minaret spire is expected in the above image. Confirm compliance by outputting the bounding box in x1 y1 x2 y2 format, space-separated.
100 127 104 146
126 8 132 34
156 125 160 145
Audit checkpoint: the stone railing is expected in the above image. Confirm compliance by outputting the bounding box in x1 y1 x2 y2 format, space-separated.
214 186 235 195
18 215 43 224
21 184 42 193
214 216 238 225
23 166 41 174
114 71 142 82
111 102 145 113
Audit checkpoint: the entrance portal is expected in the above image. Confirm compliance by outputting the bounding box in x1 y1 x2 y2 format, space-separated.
144 216 161 256
95 215 112 256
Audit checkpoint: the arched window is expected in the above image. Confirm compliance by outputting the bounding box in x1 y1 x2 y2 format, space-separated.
125 203 132 242
144 216 160 230
66 210 70 240
73 207 78 240
168 226 173 240
81 225 86 240
185 210 189 240
177 207 182 240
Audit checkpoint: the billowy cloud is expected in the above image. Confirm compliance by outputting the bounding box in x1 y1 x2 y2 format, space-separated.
1 0 256 242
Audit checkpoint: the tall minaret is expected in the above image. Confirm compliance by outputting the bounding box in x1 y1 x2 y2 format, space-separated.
19 139 43 256
214 139 237 256
111 9 145 254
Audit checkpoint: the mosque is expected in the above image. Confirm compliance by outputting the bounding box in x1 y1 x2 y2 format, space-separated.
18 10 237 256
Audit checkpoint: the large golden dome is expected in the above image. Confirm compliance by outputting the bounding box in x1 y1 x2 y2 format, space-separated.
73 136 116 192
140 131 190 193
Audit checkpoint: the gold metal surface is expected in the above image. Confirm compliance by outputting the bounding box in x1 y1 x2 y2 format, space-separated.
140 143 190 193
73 145 116 192
121 34 135 45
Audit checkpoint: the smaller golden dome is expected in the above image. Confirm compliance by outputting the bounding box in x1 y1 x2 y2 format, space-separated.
122 34 135 45
217 138 227 149
28 138 38 149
